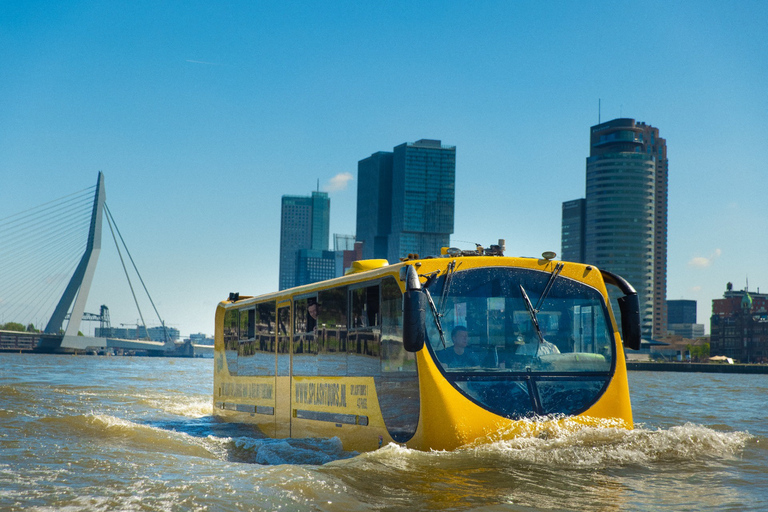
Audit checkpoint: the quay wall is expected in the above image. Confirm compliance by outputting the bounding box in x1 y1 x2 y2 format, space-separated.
627 361 768 374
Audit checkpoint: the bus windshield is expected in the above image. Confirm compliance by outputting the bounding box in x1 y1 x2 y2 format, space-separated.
425 265 616 418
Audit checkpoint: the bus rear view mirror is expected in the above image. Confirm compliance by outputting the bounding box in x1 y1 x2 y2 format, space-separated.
403 290 426 352
403 265 426 352
600 269 642 351
618 293 641 350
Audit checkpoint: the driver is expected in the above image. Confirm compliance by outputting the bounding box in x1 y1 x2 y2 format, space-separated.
437 326 482 368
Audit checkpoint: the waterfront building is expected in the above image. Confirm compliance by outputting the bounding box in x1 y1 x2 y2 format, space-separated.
356 139 455 263
295 249 337 286
333 235 362 276
279 191 330 290
561 118 668 339
188 332 214 345
710 283 768 363
147 326 180 342
668 300 697 325
95 325 179 341
667 299 705 338
333 234 356 252
96 326 146 339
667 324 706 339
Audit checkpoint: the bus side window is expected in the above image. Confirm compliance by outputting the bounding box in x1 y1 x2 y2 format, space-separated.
240 308 255 341
317 287 347 355
350 285 380 329
349 284 381 362
294 298 308 335
257 302 276 355
223 308 240 375
224 309 239 349
293 295 319 363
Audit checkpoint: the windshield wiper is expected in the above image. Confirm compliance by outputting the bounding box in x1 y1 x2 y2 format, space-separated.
422 273 446 349
418 261 462 350
519 284 545 351
534 262 564 311
438 260 460 317
519 262 564 357
519 262 565 357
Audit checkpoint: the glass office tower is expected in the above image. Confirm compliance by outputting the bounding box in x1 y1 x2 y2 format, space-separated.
279 191 330 290
356 139 455 263
389 139 455 263
356 152 393 260
561 199 586 263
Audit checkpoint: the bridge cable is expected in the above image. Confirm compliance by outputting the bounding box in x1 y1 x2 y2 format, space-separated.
0 186 95 330
103 204 149 338
104 203 170 344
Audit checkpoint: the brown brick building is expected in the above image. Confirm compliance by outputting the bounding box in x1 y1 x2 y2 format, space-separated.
710 283 768 362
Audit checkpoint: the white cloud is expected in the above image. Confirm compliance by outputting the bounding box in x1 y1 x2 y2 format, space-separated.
688 248 722 268
186 59 220 65
325 172 354 192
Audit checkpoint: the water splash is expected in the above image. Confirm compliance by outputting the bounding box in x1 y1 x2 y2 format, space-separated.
219 436 358 465
347 419 752 470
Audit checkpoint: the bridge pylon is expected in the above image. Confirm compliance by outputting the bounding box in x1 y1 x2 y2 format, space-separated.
44 171 105 341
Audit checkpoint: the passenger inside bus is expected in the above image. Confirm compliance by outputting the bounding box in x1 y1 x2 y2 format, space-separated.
515 331 560 357
306 298 318 334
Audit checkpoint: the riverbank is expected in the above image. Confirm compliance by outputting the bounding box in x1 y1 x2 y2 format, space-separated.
627 361 768 374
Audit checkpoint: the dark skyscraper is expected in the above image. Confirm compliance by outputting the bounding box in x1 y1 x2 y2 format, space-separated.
356 151 393 260
562 118 668 339
667 300 697 326
356 139 455 263
279 191 330 290
561 199 586 263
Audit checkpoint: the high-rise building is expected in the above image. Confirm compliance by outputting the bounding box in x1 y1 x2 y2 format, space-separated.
356 152 393 260
356 139 455 263
279 191 330 290
667 299 705 338
561 199 586 263
295 248 336 286
562 118 668 339
667 300 697 325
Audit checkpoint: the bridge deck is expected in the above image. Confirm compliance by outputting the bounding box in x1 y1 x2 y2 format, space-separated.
0 330 211 357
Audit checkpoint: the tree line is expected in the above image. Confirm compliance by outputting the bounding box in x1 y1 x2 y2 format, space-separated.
1 322 40 333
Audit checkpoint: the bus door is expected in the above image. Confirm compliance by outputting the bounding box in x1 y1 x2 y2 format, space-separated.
275 301 292 438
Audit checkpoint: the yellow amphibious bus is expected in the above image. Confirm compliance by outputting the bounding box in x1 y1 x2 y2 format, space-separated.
213 242 642 452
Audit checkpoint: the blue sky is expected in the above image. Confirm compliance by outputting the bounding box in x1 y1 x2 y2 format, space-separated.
2 1 766 337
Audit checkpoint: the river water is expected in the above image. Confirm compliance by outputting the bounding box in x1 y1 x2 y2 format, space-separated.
1 353 766 511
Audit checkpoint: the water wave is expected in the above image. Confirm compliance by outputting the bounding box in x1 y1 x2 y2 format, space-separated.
135 394 213 418
474 422 750 467
37 413 220 460
345 419 753 470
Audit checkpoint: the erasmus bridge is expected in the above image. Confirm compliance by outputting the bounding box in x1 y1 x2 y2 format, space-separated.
0 172 212 357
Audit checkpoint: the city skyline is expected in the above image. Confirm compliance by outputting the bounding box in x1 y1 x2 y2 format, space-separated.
1 2 766 336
